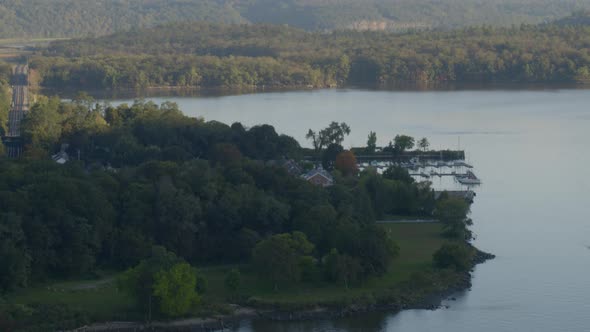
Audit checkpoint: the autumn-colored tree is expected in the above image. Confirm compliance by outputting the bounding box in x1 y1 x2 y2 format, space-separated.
335 150 358 176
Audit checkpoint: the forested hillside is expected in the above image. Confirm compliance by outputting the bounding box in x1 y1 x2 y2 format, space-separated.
31 23 590 89
0 0 244 38
0 0 588 38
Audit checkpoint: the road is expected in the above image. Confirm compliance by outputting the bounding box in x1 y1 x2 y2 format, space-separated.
4 64 28 157
7 64 29 137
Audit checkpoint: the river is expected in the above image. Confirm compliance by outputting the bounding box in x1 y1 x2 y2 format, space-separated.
106 88 590 332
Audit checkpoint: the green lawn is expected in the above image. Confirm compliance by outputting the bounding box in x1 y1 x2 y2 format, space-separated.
199 222 448 306
5 276 134 320
5 223 448 318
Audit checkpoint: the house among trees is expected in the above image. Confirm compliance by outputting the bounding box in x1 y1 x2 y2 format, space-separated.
281 159 303 176
302 167 334 187
266 158 303 176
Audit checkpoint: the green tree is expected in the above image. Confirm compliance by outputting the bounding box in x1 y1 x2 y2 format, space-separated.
224 268 241 296
433 243 473 272
393 135 415 154
382 166 414 184
324 249 362 289
118 246 182 319
574 66 590 82
293 204 338 254
307 122 351 153
353 225 399 275
417 137 430 152
321 122 351 147
306 129 323 154
321 143 343 171
153 263 201 317
154 177 201 256
435 197 473 239
0 213 31 292
366 131 377 153
21 96 63 153
252 232 314 290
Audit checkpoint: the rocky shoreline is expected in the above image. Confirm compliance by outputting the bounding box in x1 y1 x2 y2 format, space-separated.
260 247 495 322
74 247 495 332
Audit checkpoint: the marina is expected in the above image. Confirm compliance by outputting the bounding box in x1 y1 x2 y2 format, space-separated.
357 157 481 189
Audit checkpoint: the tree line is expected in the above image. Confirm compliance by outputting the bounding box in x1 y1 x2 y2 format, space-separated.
31 21 590 90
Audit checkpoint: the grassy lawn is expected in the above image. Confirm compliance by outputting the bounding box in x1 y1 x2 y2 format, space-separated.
5 276 135 321
5 223 448 318
200 222 448 306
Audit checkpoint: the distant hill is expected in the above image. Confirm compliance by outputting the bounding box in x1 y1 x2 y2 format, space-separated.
0 0 589 38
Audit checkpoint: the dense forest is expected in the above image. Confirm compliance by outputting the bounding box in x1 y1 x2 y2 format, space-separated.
0 0 588 38
0 95 465 319
31 22 590 90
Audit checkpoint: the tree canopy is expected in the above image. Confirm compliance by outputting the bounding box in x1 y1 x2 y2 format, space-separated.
435 197 473 240
252 232 314 290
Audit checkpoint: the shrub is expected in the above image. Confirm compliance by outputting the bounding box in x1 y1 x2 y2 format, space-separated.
433 243 473 272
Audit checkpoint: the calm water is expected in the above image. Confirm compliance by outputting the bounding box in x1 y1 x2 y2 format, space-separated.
109 88 590 332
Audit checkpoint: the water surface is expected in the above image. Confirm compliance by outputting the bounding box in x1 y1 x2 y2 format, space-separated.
108 88 590 332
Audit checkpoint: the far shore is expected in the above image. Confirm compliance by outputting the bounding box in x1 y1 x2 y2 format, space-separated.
37 81 590 101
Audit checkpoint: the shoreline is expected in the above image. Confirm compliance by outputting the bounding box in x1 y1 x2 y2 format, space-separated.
73 247 495 332
38 80 590 100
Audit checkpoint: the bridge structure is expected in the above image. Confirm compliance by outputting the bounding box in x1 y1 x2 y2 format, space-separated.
3 64 29 157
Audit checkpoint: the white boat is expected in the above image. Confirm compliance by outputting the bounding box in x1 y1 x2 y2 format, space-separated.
453 160 474 168
456 171 481 185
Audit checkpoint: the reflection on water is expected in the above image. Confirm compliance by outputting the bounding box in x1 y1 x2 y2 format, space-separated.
100 88 590 332
48 82 590 100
